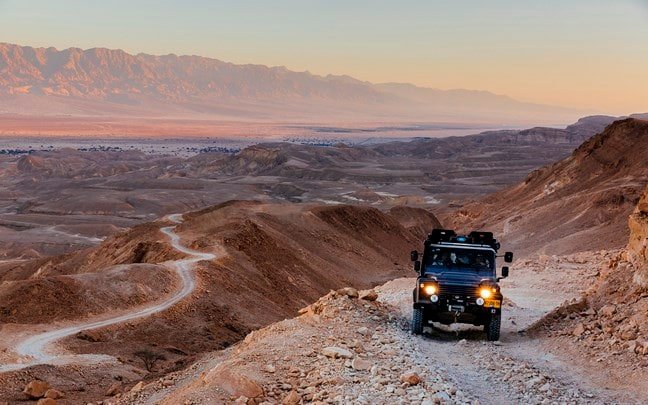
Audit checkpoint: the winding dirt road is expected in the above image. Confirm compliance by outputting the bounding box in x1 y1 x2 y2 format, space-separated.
0 213 214 372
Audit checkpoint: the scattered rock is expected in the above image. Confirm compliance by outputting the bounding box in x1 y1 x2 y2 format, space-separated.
44 389 64 399
206 368 264 398
360 289 378 301
130 381 145 393
282 390 301 405
399 372 422 386
598 305 616 317
322 346 354 359
75 329 102 342
337 287 359 299
351 357 373 371
105 382 122 396
572 323 586 337
23 380 50 399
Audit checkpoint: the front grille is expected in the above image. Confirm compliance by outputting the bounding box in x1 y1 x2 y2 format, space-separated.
439 284 478 298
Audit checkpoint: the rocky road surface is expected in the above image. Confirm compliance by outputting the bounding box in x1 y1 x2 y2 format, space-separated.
112 253 646 405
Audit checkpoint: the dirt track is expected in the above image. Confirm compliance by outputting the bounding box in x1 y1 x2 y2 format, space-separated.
0 213 216 372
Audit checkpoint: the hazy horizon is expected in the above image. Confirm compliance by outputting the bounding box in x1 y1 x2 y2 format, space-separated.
1 0 647 115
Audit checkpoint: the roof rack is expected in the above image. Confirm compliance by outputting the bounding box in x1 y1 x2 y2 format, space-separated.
425 229 501 251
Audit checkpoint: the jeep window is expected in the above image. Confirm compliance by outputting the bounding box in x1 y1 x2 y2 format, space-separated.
423 247 494 274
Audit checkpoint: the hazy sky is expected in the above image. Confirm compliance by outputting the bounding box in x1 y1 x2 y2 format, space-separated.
0 0 647 114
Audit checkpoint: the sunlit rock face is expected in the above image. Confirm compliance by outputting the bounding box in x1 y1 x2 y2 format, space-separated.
628 187 648 288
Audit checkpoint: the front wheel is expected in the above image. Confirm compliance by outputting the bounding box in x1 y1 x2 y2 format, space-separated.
485 313 501 341
411 308 424 335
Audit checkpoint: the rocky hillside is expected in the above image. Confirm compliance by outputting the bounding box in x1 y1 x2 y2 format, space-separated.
529 186 648 380
447 118 648 257
0 202 441 391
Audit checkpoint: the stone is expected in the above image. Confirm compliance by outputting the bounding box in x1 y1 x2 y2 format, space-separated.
75 329 102 342
23 380 50 399
265 364 276 373
337 287 359 298
106 383 122 397
598 305 616 317
399 372 422 386
322 346 354 359
44 389 64 399
433 391 451 402
130 381 145 393
282 390 301 405
351 358 373 371
572 323 586 337
206 368 264 398
105 383 122 396
36 399 56 405
357 326 370 336
360 290 378 301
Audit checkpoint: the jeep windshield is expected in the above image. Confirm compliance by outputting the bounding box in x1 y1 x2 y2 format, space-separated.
423 246 494 275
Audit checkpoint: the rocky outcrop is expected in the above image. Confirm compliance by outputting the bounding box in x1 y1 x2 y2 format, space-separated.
628 187 648 287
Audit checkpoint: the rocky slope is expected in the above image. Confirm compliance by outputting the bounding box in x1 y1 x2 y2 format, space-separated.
447 118 648 257
0 202 442 403
527 186 648 392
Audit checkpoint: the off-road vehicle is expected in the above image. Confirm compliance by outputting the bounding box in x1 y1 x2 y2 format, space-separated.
410 229 513 341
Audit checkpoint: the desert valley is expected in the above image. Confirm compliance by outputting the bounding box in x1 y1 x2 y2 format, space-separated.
0 8 647 403
0 108 646 403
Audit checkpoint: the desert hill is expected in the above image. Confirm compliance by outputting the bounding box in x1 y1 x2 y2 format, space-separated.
0 201 440 394
0 42 582 124
447 118 648 257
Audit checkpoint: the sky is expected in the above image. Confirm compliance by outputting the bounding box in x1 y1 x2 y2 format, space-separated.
0 0 647 114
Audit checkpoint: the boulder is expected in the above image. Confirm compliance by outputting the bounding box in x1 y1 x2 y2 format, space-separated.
400 372 422 386
105 382 122 396
282 390 301 405
75 329 102 342
44 389 64 399
598 305 616 318
360 289 378 301
206 368 264 398
337 287 359 299
322 346 354 359
23 380 50 399
572 323 586 337
351 357 373 371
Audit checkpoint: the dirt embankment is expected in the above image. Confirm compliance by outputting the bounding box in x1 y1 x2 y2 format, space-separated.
446 118 648 258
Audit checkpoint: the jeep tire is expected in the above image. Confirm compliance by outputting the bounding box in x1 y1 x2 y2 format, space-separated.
485 313 501 341
411 308 424 335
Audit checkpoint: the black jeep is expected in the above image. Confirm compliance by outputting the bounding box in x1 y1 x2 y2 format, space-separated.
410 229 513 341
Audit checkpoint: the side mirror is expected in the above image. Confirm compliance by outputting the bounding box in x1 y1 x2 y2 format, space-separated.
414 260 421 273
410 250 419 262
501 266 509 278
504 252 513 263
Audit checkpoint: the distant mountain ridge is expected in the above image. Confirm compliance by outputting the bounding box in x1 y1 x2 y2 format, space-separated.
0 42 586 124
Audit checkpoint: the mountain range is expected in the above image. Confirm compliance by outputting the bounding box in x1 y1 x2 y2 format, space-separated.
0 43 586 125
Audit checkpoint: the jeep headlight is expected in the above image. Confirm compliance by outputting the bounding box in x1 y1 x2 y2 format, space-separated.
479 288 492 299
420 283 437 296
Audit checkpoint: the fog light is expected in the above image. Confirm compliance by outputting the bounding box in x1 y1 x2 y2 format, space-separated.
430 294 439 303
476 297 485 306
479 288 492 299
